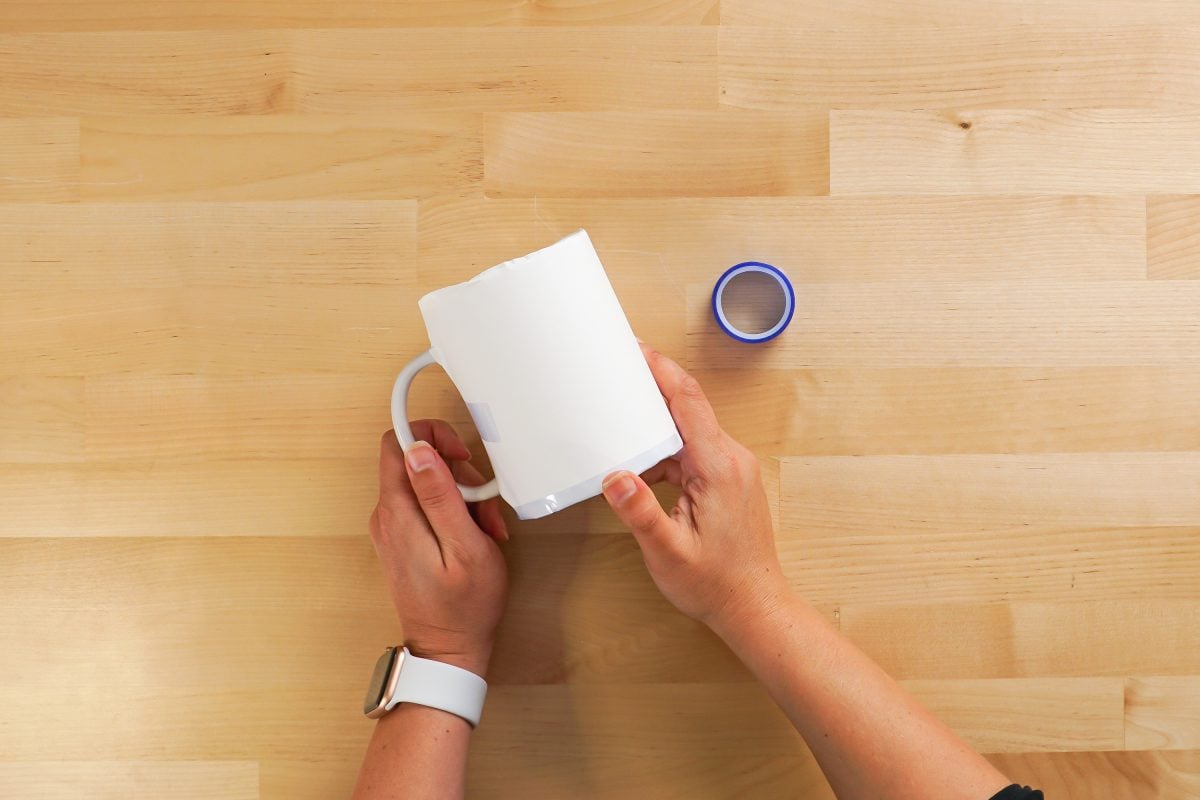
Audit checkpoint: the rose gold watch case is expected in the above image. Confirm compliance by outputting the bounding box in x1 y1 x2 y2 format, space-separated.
364 646 405 719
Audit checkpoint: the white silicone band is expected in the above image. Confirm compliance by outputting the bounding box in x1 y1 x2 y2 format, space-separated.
385 647 488 728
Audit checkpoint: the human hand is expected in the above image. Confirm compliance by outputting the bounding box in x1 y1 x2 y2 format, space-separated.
601 345 789 638
369 421 509 676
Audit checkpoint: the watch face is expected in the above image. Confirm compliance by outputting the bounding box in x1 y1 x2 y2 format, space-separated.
363 647 399 717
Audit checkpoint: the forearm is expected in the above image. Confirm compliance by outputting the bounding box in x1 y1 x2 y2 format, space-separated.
713 593 1008 800
352 705 472 800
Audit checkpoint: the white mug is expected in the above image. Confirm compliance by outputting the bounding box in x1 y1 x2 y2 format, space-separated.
391 230 683 520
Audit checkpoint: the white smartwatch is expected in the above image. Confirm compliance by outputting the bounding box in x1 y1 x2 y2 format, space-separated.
362 646 488 728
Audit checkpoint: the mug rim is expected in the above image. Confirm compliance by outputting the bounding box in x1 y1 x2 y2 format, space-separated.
418 228 592 310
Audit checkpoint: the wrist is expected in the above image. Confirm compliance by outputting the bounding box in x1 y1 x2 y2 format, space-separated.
705 576 794 645
407 643 492 677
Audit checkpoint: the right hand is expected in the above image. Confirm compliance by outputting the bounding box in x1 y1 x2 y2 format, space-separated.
602 344 789 636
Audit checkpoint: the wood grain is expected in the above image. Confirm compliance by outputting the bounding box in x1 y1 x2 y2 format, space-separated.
786 524 1200 606
723 0 1200 27
688 281 1200 367
80 115 481 200
415 193 1148 358
0 535 767 688
291 28 718 112
473 708 832 800
1 286 423 374
0 118 78 202
0 537 383 610
489 531 783 685
0 0 720 31
484 111 826 197
987 750 1200 800
0 762 259 800
1126 677 1200 750
83 374 393 461
720 26 1200 110
0 377 83 463
780 453 1200 534
476 679 1123 759
1148 196 1200 279
191 287 422 372
84 369 498 464
1 29 716 115
1 201 417 288
840 601 1200 680
0 539 384 760
905 677 1125 753
698 367 1200 456
259 762 360 800
421 195 1145 280
0 461 378 536
830 110 1200 194
0 31 290 115
1 289 187 374
777 455 1200 604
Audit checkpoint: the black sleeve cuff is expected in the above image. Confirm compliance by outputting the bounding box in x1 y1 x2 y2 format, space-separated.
989 785 1044 800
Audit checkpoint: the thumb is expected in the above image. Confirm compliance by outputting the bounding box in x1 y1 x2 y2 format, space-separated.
602 471 678 547
405 441 478 553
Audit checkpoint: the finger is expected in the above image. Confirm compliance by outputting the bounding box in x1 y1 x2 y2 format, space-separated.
641 456 682 487
378 423 468 508
639 344 722 459
602 470 681 552
378 430 419 512
476 498 509 543
453 460 509 543
404 440 483 559
410 419 472 461
375 435 441 557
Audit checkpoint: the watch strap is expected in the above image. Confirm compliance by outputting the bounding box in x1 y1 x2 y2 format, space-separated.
385 647 488 728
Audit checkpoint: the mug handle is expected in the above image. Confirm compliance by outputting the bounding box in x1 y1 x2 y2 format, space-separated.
391 349 501 503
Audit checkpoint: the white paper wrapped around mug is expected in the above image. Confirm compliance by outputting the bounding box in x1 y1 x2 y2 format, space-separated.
399 230 683 519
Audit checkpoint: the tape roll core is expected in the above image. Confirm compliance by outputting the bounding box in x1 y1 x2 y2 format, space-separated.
711 261 795 343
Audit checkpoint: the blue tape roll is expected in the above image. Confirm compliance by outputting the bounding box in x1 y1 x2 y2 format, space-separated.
710 261 795 343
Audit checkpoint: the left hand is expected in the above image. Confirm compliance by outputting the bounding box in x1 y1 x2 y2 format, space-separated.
369 421 509 676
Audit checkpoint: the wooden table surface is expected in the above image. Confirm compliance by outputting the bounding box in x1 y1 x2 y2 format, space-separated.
3 2 1199 798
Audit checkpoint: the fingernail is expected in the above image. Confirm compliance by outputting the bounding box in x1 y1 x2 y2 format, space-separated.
602 472 637 505
405 441 437 472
